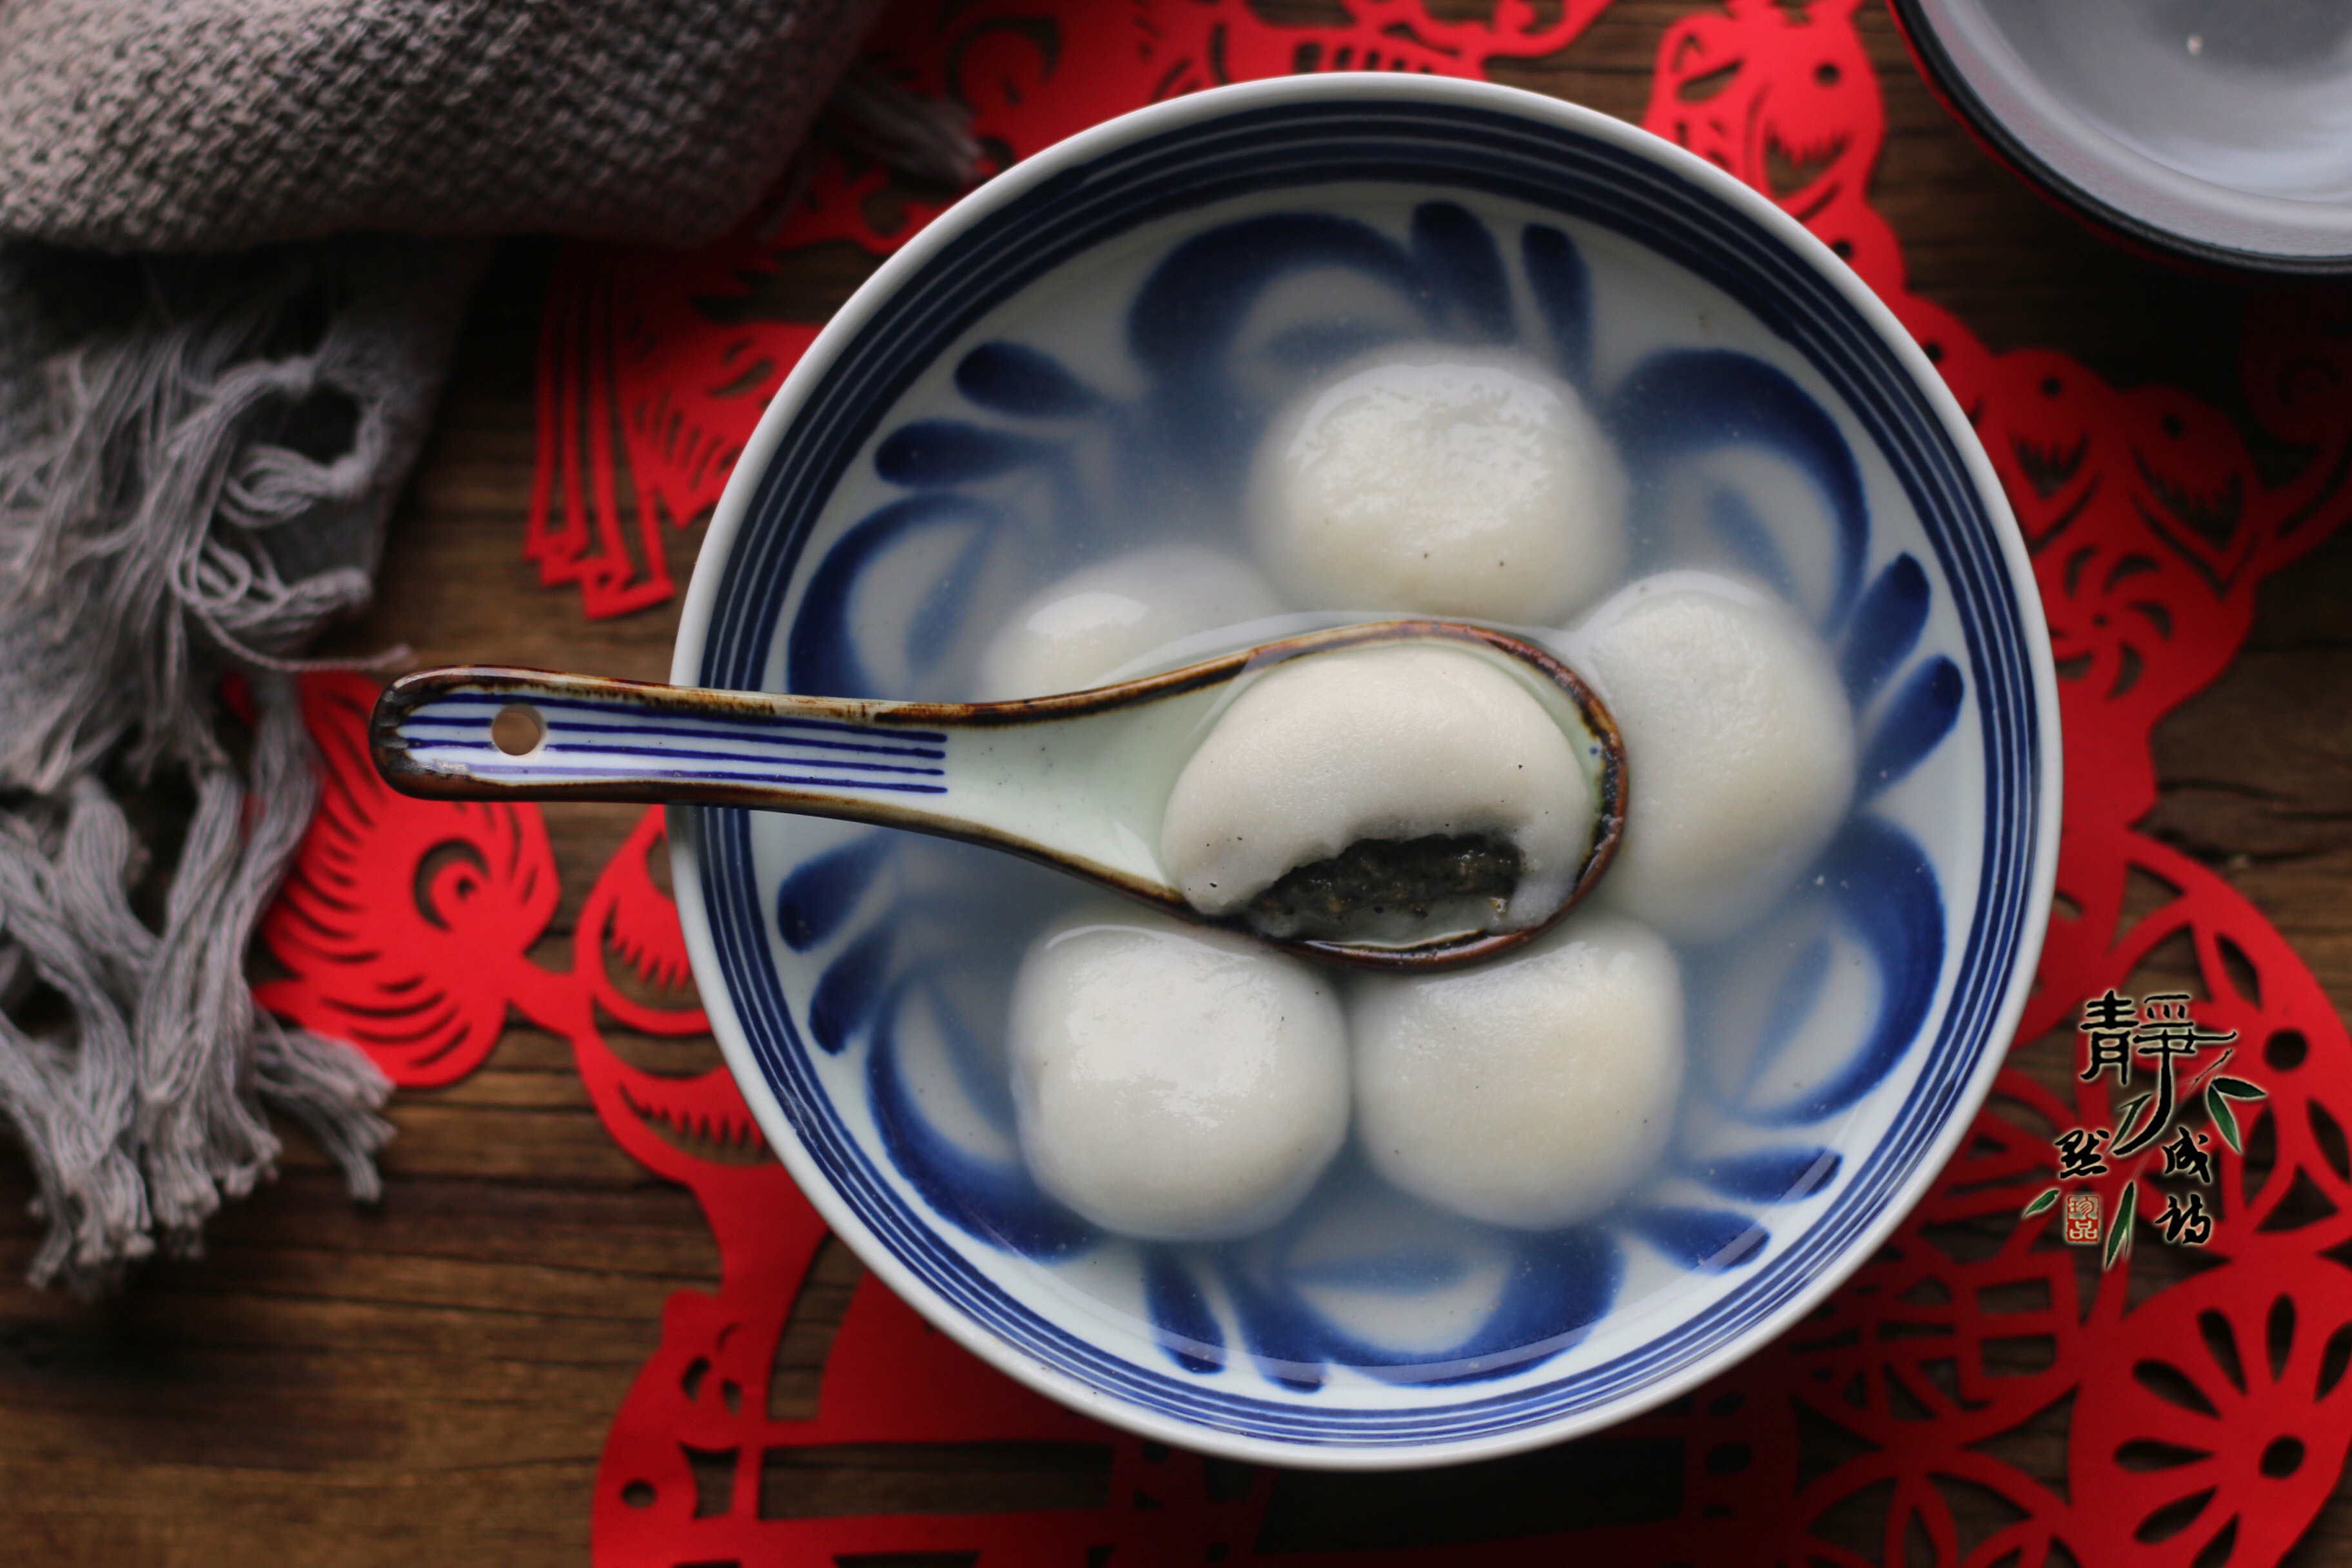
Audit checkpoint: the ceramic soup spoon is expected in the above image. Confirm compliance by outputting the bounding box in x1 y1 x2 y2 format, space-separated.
370 619 1625 970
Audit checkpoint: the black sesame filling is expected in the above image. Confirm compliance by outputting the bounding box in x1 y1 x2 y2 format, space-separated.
1244 834 1523 943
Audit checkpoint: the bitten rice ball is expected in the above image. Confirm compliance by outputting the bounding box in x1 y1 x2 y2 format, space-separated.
1248 351 1628 624
977 545 1284 700
1008 907 1351 1242
1568 572 1855 942
1351 911 1684 1230
1159 642 1593 933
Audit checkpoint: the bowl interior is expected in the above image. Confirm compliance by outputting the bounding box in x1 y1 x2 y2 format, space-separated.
1903 0 2352 268
1981 0 2352 204
678 81 2048 1465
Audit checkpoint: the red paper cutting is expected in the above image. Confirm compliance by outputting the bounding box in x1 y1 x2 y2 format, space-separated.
256 674 558 1088
259 1 2352 1563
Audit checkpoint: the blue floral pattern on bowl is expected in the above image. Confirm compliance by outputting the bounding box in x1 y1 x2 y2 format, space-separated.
675 78 2050 1464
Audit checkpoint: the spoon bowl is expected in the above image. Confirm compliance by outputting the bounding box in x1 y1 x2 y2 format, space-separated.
371 618 1625 971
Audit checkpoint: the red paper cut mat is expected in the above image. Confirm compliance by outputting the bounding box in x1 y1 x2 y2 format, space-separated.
259 1 2352 1563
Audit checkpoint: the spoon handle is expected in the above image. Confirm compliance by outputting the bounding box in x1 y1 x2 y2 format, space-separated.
366 622 1630 974
371 667 956 816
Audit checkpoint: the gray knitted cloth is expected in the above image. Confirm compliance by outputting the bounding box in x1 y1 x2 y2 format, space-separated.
0 0 885 251
0 0 936 1293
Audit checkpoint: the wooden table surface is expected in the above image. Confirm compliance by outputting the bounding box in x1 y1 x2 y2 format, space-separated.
9 5 2352 1563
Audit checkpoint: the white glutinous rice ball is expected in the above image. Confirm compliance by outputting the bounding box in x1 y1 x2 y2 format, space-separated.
1353 910 1684 1229
1159 642 1593 932
1008 906 1351 1242
1569 572 1856 943
976 545 1284 700
1248 350 1628 624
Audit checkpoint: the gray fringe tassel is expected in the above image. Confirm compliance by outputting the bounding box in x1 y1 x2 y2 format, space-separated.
0 239 483 1293
0 67 970 1296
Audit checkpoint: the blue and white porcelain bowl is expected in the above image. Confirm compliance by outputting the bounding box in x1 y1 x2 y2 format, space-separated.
669 75 2059 1469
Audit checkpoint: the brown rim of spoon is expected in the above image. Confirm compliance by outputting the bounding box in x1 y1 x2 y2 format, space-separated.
371 619 1627 972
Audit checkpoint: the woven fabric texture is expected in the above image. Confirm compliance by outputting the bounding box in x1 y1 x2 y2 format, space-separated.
0 0 885 253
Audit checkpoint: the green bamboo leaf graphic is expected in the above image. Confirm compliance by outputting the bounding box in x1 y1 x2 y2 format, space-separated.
2023 1188 2062 1219
2104 1181 2138 1271
2213 1077 2267 1101
2115 1093 2154 1146
2188 1044 2235 1091
2208 1084 2243 1153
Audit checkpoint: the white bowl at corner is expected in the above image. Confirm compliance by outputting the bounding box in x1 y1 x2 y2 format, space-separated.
1894 0 2352 273
665 73 2061 1469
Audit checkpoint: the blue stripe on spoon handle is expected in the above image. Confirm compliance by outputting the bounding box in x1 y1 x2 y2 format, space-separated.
368 665 1205 910
377 669 952 798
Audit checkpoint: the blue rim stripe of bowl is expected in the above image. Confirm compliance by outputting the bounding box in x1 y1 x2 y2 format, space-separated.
695 98 2039 1446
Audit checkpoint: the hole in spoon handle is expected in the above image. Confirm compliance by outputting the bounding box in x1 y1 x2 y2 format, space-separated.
489 704 545 756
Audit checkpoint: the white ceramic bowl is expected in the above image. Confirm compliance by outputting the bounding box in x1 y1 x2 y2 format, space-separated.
1894 0 2352 273
669 74 2059 1468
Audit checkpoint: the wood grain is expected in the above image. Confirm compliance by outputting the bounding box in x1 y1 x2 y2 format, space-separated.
7 3 2352 1562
